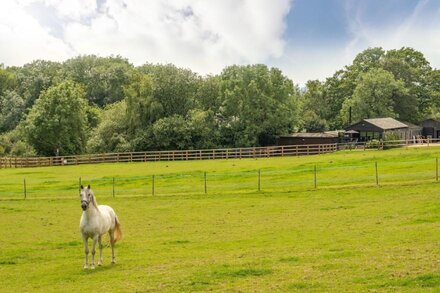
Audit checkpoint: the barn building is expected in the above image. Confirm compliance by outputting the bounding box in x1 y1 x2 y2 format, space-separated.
421 118 440 138
345 117 420 141
278 132 339 145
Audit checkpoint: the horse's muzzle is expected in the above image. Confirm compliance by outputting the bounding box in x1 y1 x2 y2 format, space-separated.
81 202 88 211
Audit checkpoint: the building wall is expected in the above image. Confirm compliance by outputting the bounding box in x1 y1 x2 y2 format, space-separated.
278 136 339 145
422 120 440 138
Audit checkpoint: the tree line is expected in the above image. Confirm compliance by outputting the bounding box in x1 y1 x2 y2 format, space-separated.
0 47 438 157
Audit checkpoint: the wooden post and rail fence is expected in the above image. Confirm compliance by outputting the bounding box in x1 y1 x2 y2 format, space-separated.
0 138 438 169
0 144 339 168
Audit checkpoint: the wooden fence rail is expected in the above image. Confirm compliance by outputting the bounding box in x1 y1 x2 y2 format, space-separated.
1 138 438 169
0 143 338 168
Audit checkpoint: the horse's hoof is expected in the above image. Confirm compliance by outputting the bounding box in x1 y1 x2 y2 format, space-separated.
91 265 95 270
111 260 116 264
98 262 102 266
83 265 88 269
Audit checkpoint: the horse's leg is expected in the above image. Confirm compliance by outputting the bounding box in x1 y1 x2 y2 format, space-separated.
91 235 98 269
98 235 103 266
109 230 116 264
82 236 89 269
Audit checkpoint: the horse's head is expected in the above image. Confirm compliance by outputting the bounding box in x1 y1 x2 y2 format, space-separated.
80 185 93 211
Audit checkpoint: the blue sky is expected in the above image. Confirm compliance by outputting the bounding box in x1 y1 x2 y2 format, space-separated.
0 0 439 85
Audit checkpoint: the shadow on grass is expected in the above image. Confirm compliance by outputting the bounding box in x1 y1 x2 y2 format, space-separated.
288 282 321 290
0 260 17 265
379 273 440 289
78 264 115 275
279 256 300 263
359 273 440 289
163 240 190 245
187 264 273 290
322 249 356 259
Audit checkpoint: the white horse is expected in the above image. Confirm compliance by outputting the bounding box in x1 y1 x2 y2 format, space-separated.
79 185 122 269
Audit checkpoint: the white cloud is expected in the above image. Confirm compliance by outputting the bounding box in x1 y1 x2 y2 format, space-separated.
0 0 293 76
0 0 72 65
273 45 354 85
274 0 440 86
2 0 438 87
344 0 440 68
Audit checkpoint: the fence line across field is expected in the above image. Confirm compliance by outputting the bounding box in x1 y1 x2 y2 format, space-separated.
0 144 339 168
2 157 440 199
1 138 439 169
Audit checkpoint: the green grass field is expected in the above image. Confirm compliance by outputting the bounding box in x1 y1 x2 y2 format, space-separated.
1 147 440 292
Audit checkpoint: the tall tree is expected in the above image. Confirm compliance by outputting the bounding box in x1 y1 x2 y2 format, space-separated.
343 68 407 124
16 60 62 108
382 47 431 120
87 101 131 153
301 80 329 131
124 72 157 134
137 63 200 117
0 66 16 97
62 55 134 106
24 81 88 156
219 64 300 147
0 90 25 132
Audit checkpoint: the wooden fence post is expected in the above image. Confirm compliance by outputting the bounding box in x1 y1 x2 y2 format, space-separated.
112 177 115 198
314 165 317 189
258 169 261 192
375 162 379 186
436 158 438 182
204 172 207 194
24 178 27 199
152 175 155 196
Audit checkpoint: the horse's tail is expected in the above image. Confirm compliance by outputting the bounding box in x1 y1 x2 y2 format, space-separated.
113 216 122 244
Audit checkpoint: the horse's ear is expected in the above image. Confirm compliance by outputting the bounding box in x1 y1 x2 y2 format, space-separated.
87 185 91 189
80 185 83 190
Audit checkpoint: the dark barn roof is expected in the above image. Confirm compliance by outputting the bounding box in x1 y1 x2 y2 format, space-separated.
278 132 339 146
346 118 408 132
280 132 338 138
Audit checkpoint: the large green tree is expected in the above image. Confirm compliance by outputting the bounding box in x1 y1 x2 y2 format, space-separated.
342 68 408 124
16 60 62 109
62 55 134 106
219 64 300 147
24 81 88 156
0 90 25 132
124 72 158 134
137 63 200 117
87 101 131 153
300 80 329 131
0 65 16 97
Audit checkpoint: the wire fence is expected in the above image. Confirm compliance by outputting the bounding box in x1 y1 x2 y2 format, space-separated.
1 155 439 200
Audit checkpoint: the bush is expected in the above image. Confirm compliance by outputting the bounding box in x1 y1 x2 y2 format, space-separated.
383 132 402 149
366 139 381 149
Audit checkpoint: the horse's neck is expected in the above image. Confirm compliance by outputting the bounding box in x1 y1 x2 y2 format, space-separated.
83 197 100 219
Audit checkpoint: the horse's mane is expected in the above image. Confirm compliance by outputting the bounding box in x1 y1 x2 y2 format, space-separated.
89 189 99 209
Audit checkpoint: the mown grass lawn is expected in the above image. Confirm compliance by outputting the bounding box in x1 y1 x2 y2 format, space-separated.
1 147 440 292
